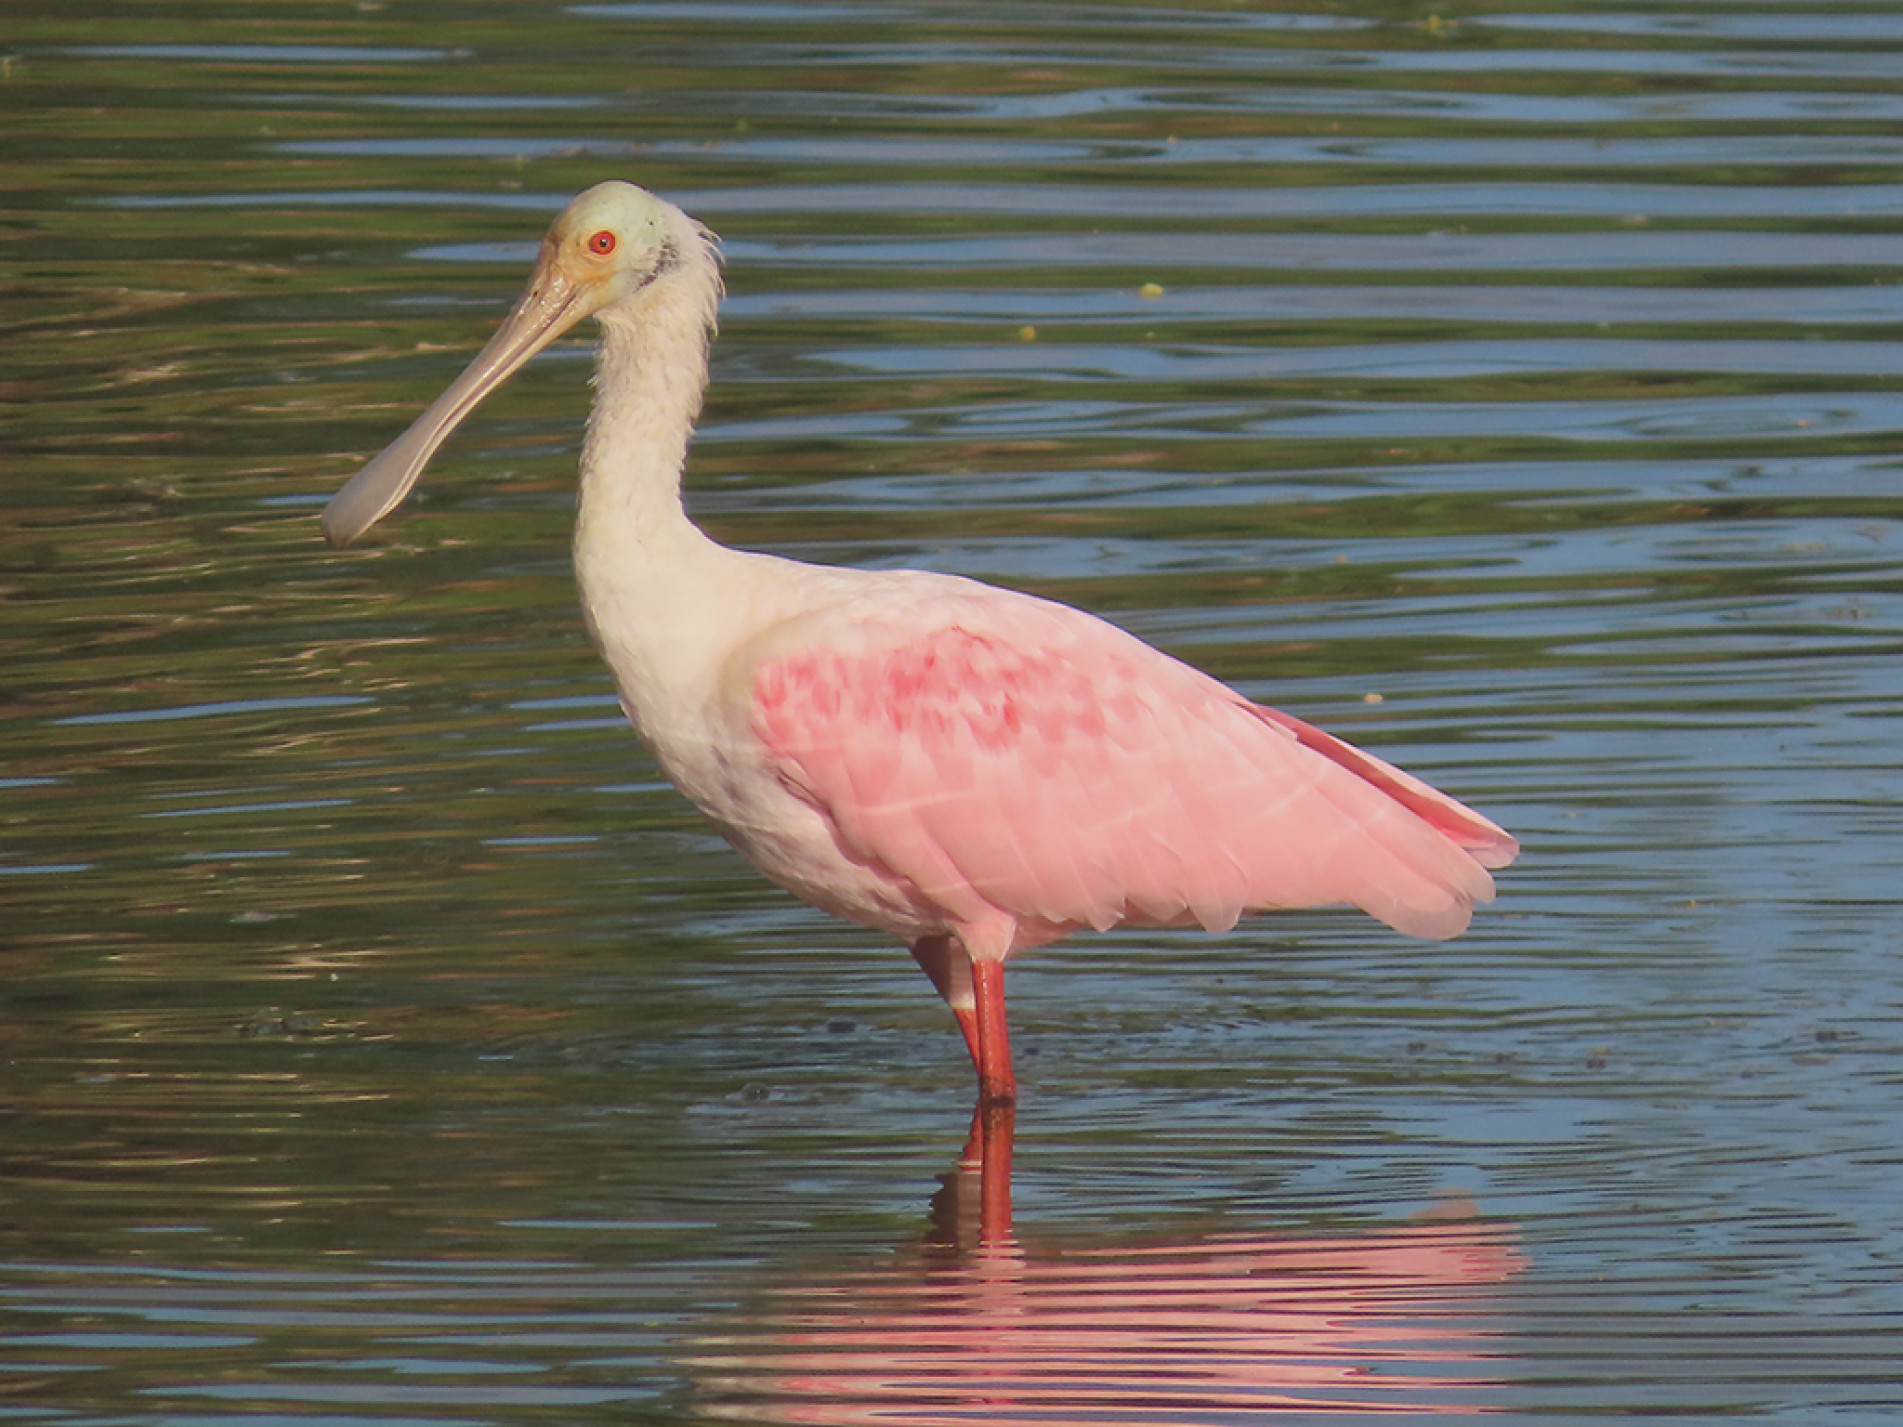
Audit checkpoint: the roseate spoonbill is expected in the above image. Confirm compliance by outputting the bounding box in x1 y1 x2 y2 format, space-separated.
322 181 1518 1108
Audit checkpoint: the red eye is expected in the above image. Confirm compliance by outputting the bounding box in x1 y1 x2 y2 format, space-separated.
588 229 617 256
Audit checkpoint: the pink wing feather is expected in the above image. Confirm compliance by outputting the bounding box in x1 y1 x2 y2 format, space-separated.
751 589 1516 958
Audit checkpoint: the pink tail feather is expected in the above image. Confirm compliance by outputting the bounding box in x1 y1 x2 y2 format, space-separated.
1247 704 1519 871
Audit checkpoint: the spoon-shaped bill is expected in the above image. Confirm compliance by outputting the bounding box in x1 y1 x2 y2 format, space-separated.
321 264 587 546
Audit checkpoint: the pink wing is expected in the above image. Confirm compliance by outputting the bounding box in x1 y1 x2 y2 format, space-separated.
750 590 1516 958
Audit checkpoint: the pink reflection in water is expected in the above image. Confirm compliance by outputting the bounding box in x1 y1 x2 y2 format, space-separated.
693 1111 1523 1423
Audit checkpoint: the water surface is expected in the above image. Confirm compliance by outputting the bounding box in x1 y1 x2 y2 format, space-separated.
4 1 1902 1422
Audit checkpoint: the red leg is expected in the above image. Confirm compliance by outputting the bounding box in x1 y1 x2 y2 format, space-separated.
910 935 981 1071
971 958 1016 1107
941 1100 1017 1246
976 1097 1014 1242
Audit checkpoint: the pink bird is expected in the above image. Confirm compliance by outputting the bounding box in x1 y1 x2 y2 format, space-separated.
323 181 1518 1109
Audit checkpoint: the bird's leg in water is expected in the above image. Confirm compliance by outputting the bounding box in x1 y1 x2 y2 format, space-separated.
935 1097 1017 1248
972 959 1016 1107
973 1097 1015 1242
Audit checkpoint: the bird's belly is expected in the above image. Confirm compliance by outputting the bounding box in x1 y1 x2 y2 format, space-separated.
652 725 947 944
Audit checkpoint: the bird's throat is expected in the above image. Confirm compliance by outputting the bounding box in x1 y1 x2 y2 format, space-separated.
576 302 710 554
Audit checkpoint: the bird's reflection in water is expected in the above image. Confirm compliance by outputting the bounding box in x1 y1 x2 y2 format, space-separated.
692 1108 1524 1423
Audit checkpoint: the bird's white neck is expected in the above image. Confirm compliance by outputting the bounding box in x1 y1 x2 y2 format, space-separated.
570 234 750 742
574 266 717 555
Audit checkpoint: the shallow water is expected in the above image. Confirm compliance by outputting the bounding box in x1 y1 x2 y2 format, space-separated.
5 1 1903 1422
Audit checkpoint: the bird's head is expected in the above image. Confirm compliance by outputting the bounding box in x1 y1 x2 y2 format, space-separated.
321 181 711 546
539 180 686 317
